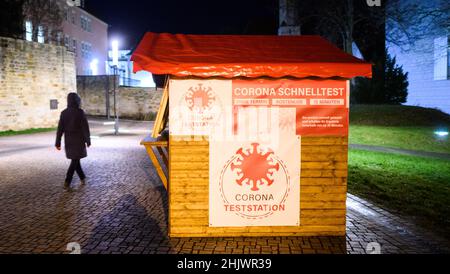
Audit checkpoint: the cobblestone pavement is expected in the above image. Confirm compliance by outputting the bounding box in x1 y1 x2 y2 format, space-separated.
0 118 448 254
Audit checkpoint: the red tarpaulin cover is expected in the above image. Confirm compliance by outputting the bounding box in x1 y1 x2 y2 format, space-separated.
131 32 372 79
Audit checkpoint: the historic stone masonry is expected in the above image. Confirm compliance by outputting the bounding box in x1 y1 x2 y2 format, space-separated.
0 37 76 131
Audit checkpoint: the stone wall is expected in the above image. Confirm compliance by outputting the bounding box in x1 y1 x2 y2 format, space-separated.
0 37 76 131
76 75 115 117
77 76 163 120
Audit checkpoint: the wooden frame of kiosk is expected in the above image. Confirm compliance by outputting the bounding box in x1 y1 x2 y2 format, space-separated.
132 33 372 237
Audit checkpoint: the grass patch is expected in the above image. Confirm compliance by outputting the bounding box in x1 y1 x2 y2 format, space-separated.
350 104 450 127
350 125 450 153
348 148 450 235
349 105 450 153
0 128 56 137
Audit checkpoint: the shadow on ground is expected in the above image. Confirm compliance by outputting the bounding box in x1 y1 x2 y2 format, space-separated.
84 187 170 254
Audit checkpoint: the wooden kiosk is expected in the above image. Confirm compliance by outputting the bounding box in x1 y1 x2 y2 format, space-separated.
132 33 372 237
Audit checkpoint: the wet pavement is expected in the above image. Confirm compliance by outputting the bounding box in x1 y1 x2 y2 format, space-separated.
0 118 448 254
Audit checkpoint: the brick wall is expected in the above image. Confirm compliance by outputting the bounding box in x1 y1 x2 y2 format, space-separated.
76 75 163 120
0 37 76 131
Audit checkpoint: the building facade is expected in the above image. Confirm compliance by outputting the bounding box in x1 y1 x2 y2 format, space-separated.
106 50 155 87
278 0 301 35
24 0 108 76
387 0 450 114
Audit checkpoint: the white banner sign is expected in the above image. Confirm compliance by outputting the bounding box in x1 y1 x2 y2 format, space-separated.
169 79 301 227
209 137 300 227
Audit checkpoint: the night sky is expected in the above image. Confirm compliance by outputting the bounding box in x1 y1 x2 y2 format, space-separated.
84 0 278 50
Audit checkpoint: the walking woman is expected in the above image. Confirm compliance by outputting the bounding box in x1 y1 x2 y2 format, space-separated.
55 93 91 188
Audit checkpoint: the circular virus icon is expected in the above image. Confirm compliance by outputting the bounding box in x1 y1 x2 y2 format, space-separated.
218 142 291 220
185 83 216 113
231 143 280 191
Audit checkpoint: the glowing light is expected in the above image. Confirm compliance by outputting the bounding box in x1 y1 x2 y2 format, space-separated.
90 59 98 75
141 77 156 87
112 40 119 66
434 131 449 137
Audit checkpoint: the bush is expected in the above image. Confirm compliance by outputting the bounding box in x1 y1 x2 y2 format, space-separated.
384 52 408 104
351 49 408 105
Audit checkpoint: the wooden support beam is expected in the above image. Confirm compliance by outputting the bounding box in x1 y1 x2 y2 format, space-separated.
141 136 169 190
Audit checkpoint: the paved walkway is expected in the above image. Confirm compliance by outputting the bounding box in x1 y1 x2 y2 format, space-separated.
350 144 450 160
0 119 448 254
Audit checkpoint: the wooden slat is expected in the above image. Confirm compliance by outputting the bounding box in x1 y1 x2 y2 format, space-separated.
170 209 345 218
170 200 347 211
301 136 348 145
170 216 345 227
170 224 346 235
301 170 348 178
301 177 347 186
302 153 348 162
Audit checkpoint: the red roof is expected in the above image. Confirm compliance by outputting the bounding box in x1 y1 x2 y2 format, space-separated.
131 32 372 79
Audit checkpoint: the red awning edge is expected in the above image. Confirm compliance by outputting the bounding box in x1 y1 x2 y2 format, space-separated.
131 33 372 79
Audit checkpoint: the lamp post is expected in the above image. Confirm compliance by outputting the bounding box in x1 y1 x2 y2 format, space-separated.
112 40 119 135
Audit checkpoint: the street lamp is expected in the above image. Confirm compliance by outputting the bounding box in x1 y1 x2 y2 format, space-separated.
111 40 119 135
90 59 98 76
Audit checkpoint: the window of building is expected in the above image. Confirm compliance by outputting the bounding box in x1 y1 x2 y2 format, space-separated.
37 26 45 43
447 35 450 79
80 15 85 30
433 36 448 80
80 15 92 32
71 11 76 25
64 35 70 48
87 18 92 32
25 21 33 41
72 39 77 55
81 41 92 59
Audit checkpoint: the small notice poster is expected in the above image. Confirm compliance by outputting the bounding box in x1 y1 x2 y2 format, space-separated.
232 79 349 136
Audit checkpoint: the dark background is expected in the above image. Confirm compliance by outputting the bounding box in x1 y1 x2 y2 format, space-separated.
84 0 279 49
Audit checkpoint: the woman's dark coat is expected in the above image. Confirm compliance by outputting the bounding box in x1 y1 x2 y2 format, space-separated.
55 93 91 160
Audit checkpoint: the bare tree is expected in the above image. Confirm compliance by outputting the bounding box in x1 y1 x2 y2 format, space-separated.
297 0 386 55
386 0 450 51
23 0 63 44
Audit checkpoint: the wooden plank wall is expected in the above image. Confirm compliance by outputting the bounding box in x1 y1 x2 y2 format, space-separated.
169 136 348 237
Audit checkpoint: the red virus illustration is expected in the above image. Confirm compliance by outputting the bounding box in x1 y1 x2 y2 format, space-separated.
231 143 280 191
185 84 215 112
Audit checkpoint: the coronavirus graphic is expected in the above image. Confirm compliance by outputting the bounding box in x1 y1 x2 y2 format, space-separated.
185 84 215 112
231 143 280 191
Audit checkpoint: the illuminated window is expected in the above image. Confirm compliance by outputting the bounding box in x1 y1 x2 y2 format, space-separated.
81 41 92 59
433 36 448 80
447 36 450 79
25 21 32 41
